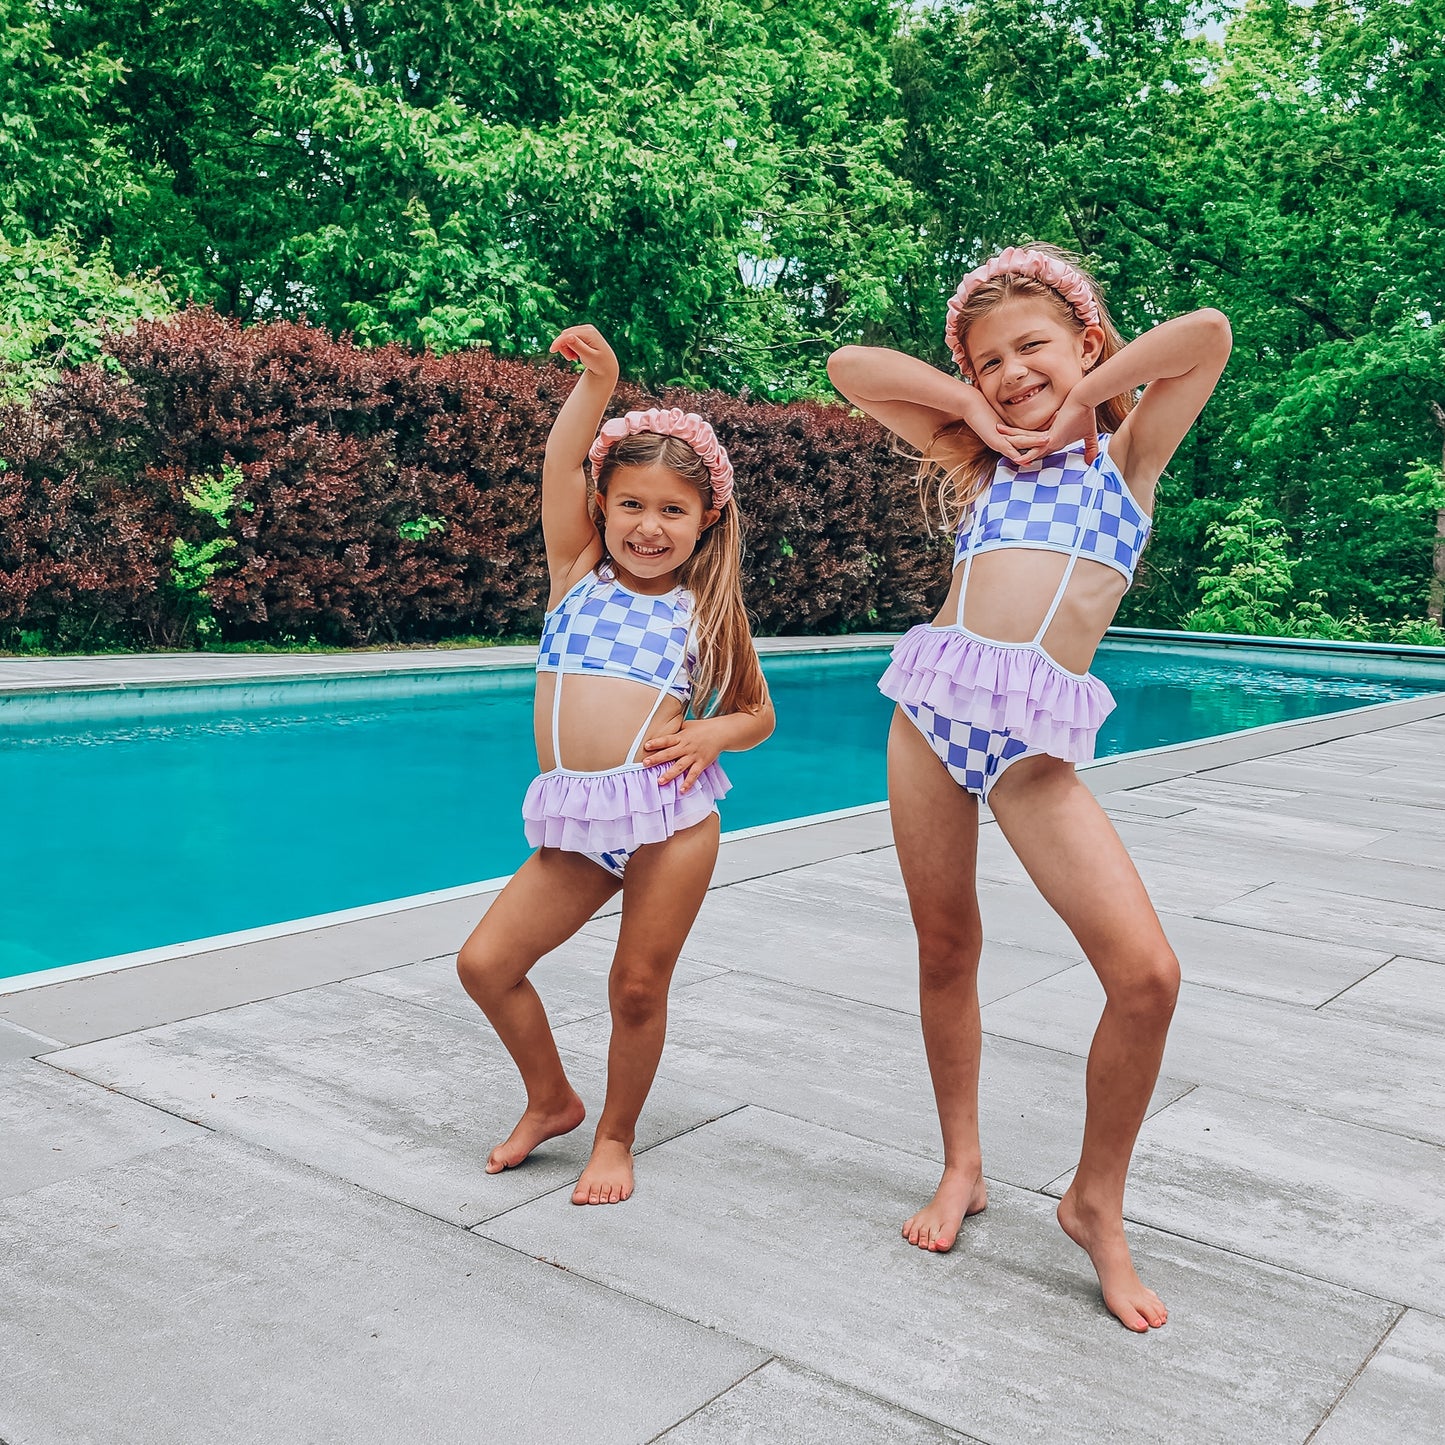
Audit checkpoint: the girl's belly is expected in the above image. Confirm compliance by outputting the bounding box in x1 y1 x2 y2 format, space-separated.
534 672 685 773
932 549 1127 675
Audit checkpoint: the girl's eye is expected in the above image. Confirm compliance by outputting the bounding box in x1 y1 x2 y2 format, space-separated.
979 359 998 373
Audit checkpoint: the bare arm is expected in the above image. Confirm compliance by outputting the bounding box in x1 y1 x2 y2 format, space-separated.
643 694 776 790
826 346 1033 464
542 325 619 601
1072 309 1232 496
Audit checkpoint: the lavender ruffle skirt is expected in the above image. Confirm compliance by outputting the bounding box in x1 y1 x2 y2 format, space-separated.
523 760 731 856
879 624 1114 763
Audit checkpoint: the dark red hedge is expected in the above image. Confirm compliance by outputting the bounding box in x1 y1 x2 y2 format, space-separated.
0 309 949 648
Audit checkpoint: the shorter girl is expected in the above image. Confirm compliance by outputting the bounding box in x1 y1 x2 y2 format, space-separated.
458 324 773 1205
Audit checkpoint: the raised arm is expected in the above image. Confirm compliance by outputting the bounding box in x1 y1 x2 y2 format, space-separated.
826 346 1033 464
542 325 619 599
1071 309 1232 497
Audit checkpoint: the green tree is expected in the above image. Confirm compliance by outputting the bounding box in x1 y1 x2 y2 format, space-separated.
46 0 917 393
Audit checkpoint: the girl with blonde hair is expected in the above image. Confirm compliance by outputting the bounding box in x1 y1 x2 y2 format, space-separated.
829 244 1231 1331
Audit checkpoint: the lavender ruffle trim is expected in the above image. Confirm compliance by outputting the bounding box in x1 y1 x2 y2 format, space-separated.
879 624 1114 763
523 760 730 855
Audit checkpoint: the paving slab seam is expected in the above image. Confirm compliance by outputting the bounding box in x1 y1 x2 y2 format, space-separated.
471 1103 752 1228
1300 1306 1408 1445
979 1013 1445 1151
1313 955 1402 1011
648 1358 987 1445
642 1358 776 1444
1064 1203 1417 1320
1035 1085 1202 1199
34 1054 227 1136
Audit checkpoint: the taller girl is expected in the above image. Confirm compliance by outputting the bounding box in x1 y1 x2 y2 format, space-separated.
829 245 1230 1331
458 324 772 1206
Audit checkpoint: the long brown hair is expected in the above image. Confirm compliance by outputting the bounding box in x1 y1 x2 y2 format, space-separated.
923 242 1135 532
592 433 767 718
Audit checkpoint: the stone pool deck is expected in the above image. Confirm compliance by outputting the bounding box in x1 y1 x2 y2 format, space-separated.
2 650 1444 1444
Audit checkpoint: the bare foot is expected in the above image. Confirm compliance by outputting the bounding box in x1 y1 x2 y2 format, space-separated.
1057 1188 1168 1332
571 1137 634 1205
902 1165 989 1252
485 1093 586 1173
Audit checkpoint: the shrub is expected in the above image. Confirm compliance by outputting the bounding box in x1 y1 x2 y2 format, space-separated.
0 308 942 648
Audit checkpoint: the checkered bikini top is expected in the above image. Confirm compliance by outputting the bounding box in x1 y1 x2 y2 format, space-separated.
538 564 696 770
953 434 1150 584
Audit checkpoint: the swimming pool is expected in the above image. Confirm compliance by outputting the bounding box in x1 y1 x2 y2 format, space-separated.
2 638 1442 982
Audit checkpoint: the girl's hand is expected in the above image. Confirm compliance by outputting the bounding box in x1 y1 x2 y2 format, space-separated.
959 387 1051 465
549 324 619 381
643 718 727 792
1000 390 1099 466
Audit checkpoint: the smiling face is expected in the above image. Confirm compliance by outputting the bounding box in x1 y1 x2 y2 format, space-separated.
964 296 1105 431
597 462 719 592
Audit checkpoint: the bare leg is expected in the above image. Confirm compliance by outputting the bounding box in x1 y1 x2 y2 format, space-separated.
990 756 1179 1332
457 849 620 1172
888 709 990 1252
573 813 720 1204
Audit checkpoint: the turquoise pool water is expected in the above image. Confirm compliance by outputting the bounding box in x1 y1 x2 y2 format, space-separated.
2 640 1442 980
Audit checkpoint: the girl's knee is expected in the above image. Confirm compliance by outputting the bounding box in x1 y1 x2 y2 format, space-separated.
609 966 671 1028
915 918 984 990
1110 948 1180 1022
457 938 503 999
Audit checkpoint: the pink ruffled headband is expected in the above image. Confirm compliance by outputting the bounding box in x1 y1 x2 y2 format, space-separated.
944 246 1101 376
588 407 735 509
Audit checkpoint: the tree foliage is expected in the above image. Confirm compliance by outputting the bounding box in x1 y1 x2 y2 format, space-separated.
3 0 1442 636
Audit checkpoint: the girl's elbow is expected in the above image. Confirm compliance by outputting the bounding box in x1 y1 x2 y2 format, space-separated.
826 346 868 395
1195 308 1233 355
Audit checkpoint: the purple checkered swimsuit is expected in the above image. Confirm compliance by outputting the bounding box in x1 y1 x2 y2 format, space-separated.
523 563 729 877
880 434 1151 799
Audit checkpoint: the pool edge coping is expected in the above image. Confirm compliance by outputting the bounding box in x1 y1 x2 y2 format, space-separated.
5 688 1445 1012
3 627 1442 698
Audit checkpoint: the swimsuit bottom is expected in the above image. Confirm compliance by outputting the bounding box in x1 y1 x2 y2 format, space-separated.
880 624 1115 800
523 760 730 878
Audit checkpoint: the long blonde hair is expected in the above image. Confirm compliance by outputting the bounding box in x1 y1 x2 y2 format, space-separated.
923 243 1135 532
592 433 767 718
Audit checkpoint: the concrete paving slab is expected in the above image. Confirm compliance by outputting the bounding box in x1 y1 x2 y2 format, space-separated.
981 968 1445 1145
1311 1310 1445 1445
0 1058 204 1200
0 1017 59 1062
0 1135 765 1445
1321 957 1445 1035
1354 830 1445 869
590 865 1076 1014
49 982 739 1227
556 972 1191 1191
978 822 1270 915
1201 756 1445 808
1048 1087 1445 1310
482 1107 1397 1445
351 930 726 1026
0 891 493 1044
1207 881 1445 964
1098 790 1200 818
1140 774 1445 841
1159 914 1391 1007
966 876 1389 1008
659 1360 978 1443
707 810 895 892
1112 814 1445 912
